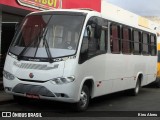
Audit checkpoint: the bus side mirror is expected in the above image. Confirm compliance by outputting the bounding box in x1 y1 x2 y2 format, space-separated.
94 24 102 39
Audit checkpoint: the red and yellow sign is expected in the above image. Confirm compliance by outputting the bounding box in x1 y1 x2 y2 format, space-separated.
17 0 62 10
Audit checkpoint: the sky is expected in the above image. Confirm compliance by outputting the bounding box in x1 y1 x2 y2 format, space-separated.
106 0 160 16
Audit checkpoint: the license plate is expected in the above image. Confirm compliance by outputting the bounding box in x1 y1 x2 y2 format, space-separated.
26 93 40 99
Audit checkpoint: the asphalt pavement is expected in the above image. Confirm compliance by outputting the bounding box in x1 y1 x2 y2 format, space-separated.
1 82 160 119
0 78 13 104
0 80 3 91
0 91 13 104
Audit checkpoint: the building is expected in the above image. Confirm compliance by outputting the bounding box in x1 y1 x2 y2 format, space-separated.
145 16 160 25
0 0 37 77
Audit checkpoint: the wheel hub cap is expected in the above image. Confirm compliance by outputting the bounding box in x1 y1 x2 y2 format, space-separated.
80 91 87 108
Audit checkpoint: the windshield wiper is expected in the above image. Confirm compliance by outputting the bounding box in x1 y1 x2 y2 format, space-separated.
17 15 53 63
17 35 39 61
41 28 53 63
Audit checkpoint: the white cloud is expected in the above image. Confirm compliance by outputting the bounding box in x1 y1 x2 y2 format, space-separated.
106 0 160 16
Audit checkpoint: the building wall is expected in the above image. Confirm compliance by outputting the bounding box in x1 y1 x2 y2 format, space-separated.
145 16 160 24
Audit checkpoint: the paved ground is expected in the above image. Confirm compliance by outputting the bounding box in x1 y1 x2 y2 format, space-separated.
0 79 160 120
0 78 14 104
0 85 160 118
0 91 13 104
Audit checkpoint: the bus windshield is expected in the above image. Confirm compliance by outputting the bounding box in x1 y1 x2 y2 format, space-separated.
9 14 85 61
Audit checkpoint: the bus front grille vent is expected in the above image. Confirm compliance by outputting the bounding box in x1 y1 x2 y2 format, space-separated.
12 83 55 97
13 62 55 70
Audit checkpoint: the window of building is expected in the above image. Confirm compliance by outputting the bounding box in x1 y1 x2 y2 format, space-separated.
122 27 131 54
110 24 121 53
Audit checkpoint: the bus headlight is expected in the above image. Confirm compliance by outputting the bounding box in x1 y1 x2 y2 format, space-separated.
3 70 15 80
50 76 75 85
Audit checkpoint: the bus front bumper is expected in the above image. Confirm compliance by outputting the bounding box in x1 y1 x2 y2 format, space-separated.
3 78 79 103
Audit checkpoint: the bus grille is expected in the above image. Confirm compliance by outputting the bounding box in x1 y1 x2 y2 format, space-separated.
12 84 55 97
13 62 56 70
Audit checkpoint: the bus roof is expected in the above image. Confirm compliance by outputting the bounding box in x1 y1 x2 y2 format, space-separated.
28 2 159 34
29 8 99 15
101 1 158 34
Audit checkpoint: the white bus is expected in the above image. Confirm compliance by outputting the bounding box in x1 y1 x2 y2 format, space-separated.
3 5 157 111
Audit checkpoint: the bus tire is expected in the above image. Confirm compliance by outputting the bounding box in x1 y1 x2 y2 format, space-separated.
155 78 160 88
13 95 28 104
129 79 141 96
74 85 90 112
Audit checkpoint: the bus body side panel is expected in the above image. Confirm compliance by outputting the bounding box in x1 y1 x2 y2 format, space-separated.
75 54 113 98
147 56 157 84
75 53 157 98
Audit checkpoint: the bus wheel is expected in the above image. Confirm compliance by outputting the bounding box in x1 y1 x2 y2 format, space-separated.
74 85 90 112
155 78 160 88
129 79 141 96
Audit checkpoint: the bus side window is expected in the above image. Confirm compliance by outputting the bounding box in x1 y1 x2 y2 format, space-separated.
142 33 149 55
88 26 98 57
79 26 90 63
81 27 89 53
122 27 131 54
110 24 121 54
150 34 157 56
133 30 141 55
79 18 107 64
99 29 106 51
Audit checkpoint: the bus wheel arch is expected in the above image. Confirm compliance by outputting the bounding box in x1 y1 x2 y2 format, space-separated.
137 73 143 85
74 79 94 111
128 73 143 96
79 79 94 99
135 73 143 95
82 79 94 98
